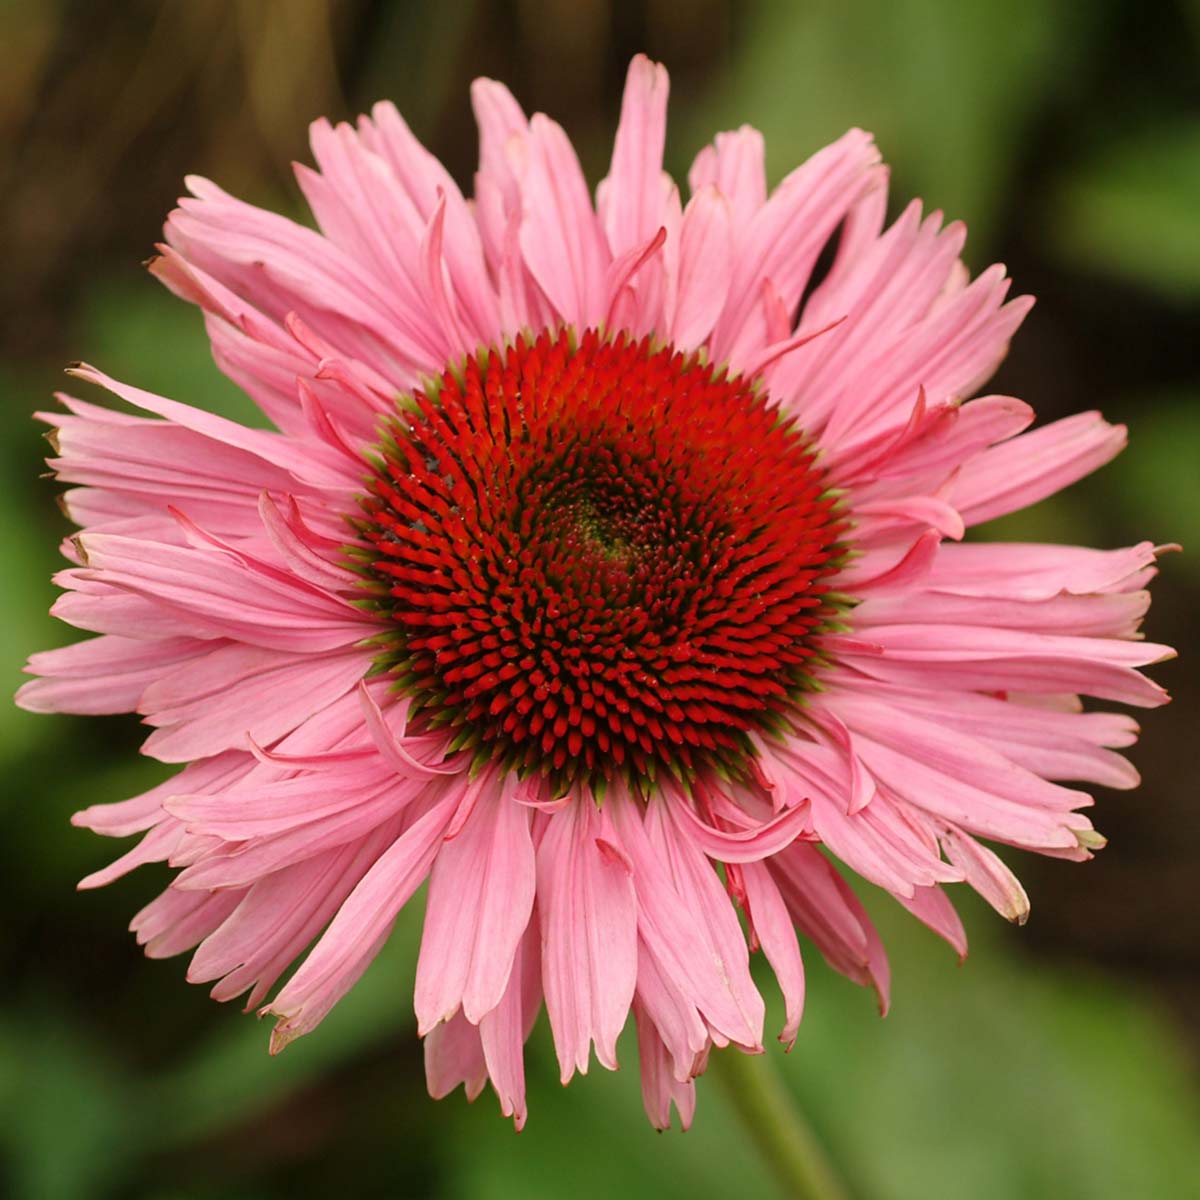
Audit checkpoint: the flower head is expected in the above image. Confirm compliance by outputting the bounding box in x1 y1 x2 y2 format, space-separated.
20 55 1173 1131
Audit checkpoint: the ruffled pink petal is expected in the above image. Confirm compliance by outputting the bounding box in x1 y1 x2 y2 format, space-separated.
167 764 420 891
73 532 372 654
139 644 368 761
923 539 1165 600
78 818 191 891
191 816 403 1007
668 186 734 346
849 681 1141 790
812 266 1031 450
471 78 527 190
131 885 246 960
149 247 376 441
825 689 1096 815
854 582 1150 640
66 364 351 492
357 683 465 779
166 175 429 384
299 120 454 362
633 939 711 1082
833 726 1090 853
668 783 812 863
625 793 765 1049
264 786 462 1048
830 392 1034 488
647 809 767 1044
779 204 991 442
257 492 358 591
165 745 409 842
41 399 313 535
843 622 1173 709
768 842 891 1013
712 128 881 369
72 751 250 839
357 101 501 344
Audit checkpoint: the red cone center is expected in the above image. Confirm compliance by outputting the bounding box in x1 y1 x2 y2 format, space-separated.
360 328 845 789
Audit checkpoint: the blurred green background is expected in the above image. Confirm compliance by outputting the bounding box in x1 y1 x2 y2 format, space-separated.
2 1 1198 1197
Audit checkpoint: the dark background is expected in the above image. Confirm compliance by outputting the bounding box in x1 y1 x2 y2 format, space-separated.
2 2 1198 1197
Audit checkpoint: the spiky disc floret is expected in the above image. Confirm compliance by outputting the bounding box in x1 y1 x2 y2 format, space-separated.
356 328 846 791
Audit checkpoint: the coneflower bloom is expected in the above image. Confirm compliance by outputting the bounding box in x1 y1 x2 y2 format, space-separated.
20 56 1172 1131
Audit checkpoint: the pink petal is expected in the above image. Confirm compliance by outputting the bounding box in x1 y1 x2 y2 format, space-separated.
601 55 670 257
610 794 763 1051
893 884 968 959
72 752 250 839
537 800 637 1081
132 885 245 960
516 115 610 327
424 1010 488 1103
712 128 881 368
18 634 209 716
642 795 765 1047
769 842 891 1013
66 364 350 491
633 939 711 1082
479 915 542 1129
848 622 1173 709
414 772 536 1031
740 861 806 1046
192 818 401 1007
940 827 1030 924
141 644 368 762
74 532 371 654
687 126 767 228
668 785 812 863
634 1000 697 1131
670 186 734 347
954 412 1128 526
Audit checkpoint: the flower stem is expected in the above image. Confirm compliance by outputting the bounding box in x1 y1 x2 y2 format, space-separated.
711 1050 852 1200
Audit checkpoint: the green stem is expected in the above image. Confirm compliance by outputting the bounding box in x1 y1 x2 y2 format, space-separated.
711 1049 852 1200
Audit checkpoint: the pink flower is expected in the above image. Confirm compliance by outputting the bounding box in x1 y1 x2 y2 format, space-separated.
19 55 1173 1131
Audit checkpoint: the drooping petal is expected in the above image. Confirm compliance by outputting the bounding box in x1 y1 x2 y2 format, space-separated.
537 799 637 1081
634 999 697 1131
414 772 536 1032
740 860 806 1046
479 914 542 1129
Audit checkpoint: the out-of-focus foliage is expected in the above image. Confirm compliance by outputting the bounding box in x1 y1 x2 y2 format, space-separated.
2 1 1197 1198
686 0 1105 242
1051 123 1200 301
